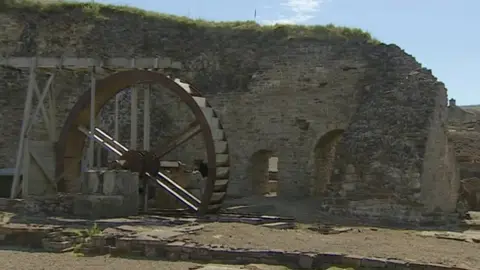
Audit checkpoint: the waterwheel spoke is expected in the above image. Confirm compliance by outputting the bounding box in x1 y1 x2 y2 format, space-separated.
77 125 123 156
147 172 200 211
155 170 201 204
154 120 202 158
79 125 202 208
94 127 129 152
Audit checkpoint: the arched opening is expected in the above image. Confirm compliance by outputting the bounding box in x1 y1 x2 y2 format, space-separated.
311 129 344 196
248 150 278 196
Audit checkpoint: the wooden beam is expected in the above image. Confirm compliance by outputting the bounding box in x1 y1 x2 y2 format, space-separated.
29 148 56 189
143 85 151 151
0 57 182 70
25 73 55 140
154 121 202 158
87 67 96 168
11 58 37 198
130 86 138 150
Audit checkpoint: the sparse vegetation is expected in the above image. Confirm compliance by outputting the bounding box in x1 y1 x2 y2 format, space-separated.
70 223 102 254
1 0 380 44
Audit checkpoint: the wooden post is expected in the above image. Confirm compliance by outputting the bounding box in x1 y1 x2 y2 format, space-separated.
11 57 37 198
88 67 96 169
130 86 138 150
143 85 151 151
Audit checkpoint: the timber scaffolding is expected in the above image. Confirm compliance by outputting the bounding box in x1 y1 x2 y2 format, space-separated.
1 55 230 215
0 56 177 202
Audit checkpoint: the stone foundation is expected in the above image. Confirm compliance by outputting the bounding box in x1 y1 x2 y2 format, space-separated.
322 199 461 226
0 170 139 218
0 224 472 270
76 170 139 218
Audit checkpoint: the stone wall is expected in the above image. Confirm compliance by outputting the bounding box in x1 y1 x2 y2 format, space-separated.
326 45 458 216
446 104 480 211
0 2 458 220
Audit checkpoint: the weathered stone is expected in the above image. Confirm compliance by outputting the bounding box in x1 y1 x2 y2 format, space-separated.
82 170 102 194
41 239 73 252
73 195 128 218
360 257 388 268
0 2 461 223
298 253 315 269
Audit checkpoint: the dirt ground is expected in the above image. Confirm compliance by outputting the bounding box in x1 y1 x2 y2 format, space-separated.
183 222 479 269
1 196 479 269
0 248 293 270
0 249 199 270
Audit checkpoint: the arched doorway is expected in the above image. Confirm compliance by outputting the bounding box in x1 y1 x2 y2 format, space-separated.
248 150 278 196
311 129 344 196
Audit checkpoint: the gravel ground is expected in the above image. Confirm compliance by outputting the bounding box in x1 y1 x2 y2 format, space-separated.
184 223 479 269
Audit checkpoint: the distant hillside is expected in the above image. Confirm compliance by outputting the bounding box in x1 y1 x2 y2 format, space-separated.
460 105 480 110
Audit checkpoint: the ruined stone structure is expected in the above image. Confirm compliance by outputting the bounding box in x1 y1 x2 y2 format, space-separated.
447 100 480 210
0 2 460 222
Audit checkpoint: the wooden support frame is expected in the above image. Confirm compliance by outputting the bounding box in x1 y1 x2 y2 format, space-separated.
5 56 183 199
10 59 58 198
10 59 37 198
0 57 182 70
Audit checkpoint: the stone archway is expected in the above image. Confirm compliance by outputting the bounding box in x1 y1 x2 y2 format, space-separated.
311 129 344 196
248 150 278 196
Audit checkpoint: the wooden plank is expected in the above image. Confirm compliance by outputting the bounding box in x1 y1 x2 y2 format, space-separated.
0 57 182 70
22 140 57 196
29 146 56 188
21 139 31 198
11 61 36 198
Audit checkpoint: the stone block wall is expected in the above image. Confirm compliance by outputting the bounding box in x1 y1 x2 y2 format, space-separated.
0 2 460 221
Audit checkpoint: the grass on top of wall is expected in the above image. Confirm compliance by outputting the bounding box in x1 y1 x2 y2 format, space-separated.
3 0 380 44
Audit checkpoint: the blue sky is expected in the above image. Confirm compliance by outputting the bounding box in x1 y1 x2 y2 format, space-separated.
90 0 478 105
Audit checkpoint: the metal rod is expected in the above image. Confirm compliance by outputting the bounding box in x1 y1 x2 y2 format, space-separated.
88 67 96 169
77 127 123 156
11 57 37 198
82 125 201 209
143 85 151 150
94 127 128 152
97 126 201 204
157 171 201 204
146 173 199 211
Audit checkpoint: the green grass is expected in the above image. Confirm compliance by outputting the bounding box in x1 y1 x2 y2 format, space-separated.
2 0 380 44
